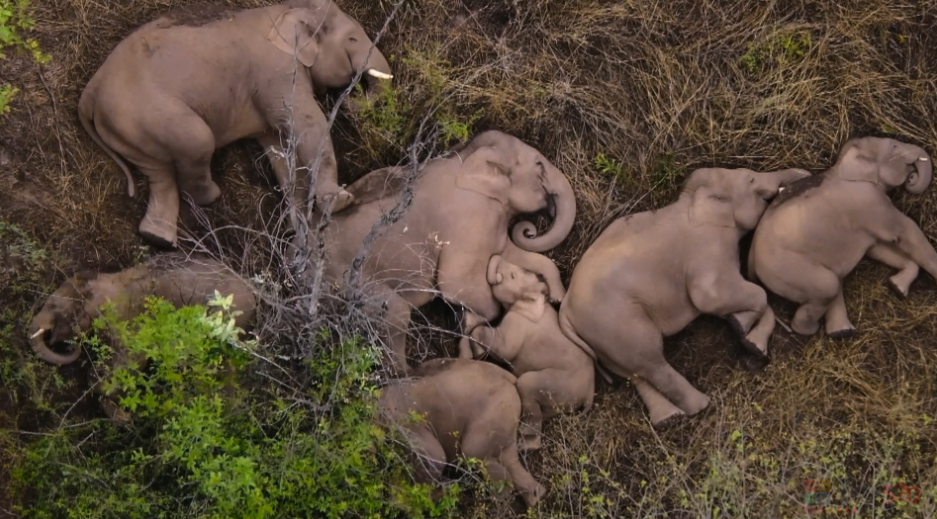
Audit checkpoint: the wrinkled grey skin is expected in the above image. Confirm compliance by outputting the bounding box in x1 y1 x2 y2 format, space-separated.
559 167 810 428
78 0 393 249
378 358 547 508
460 255 595 451
321 130 576 375
28 253 256 422
749 136 935 337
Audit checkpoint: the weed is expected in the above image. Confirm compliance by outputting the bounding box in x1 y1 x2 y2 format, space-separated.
741 29 812 74
9 297 460 518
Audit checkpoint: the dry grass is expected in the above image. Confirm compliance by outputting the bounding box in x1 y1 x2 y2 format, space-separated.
3 0 937 516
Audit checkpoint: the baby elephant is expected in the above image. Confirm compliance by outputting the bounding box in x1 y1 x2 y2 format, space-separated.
27 253 255 422
749 136 936 337
461 255 595 451
378 358 546 508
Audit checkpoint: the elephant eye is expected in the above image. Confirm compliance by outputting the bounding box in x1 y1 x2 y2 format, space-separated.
349 36 358 43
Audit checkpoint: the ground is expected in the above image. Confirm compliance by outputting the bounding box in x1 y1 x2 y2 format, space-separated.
2 0 937 517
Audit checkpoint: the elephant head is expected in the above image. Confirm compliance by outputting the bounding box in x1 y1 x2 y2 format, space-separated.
834 137 933 194
454 131 577 252
272 1 393 95
27 273 98 366
487 255 550 323
683 167 812 231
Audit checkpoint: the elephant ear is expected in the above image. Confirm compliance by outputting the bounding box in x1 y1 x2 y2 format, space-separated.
685 168 736 228
267 8 320 68
455 146 511 205
512 292 547 323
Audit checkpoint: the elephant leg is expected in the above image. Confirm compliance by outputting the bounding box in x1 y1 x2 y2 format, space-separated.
172 118 220 207
823 290 856 338
789 268 841 337
137 164 181 249
738 304 775 358
497 444 547 508
411 427 448 484
515 372 554 452
365 285 413 376
867 243 919 298
595 312 709 419
631 375 685 428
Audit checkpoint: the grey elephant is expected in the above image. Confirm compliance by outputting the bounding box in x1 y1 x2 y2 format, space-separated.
558 167 810 428
320 130 576 375
28 253 256 422
378 358 547 508
461 255 595 451
78 0 393 249
748 136 935 337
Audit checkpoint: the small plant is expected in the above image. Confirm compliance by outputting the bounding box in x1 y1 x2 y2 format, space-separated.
741 29 812 74
10 298 460 518
0 83 17 114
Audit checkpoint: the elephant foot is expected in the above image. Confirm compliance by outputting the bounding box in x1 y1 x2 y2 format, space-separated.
517 433 542 452
827 326 856 339
321 189 354 214
886 277 910 299
738 335 769 360
139 218 177 249
522 483 548 509
650 407 686 429
680 392 710 417
726 312 757 336
791 314 821 336
185 180 222 206
100 397 133 426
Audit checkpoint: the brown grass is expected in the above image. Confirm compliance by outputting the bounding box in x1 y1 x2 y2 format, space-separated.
3 0 937 516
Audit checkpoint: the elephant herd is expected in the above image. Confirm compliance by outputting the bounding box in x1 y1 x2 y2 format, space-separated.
23 0 937 509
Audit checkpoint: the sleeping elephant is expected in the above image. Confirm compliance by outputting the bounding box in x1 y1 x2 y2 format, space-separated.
558 166 810 428
78 0 393 248
749 136 936 337
460 255 595 451
378 358 547 508
320 130 576 375
27 253 256 422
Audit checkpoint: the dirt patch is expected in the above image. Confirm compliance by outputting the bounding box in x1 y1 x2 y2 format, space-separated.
160 3 236 28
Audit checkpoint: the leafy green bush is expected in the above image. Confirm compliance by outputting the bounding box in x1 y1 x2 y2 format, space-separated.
10 293 459 519
0 0 50 117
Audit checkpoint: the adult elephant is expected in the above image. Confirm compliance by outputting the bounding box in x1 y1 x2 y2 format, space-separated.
749 136 935 337
324 130 576 374
78 0 393 248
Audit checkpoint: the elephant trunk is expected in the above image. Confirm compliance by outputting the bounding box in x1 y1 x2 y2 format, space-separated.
501 247 566 302
510 164 577 252
898 143 933 195
771 168 812 186
487 255 503 285
28 312 81 366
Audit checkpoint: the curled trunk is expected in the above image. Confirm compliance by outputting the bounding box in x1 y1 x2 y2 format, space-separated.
28 313 81 366
511 164 577 252
898 143 933 195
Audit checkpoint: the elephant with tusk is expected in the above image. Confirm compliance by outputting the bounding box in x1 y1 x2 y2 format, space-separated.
558 166 810 428
749 136 936 337
320 130 576 375
460 255 595 451
28 253 256 422
77 0 394 249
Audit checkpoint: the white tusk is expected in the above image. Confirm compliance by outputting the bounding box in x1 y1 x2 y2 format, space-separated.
919 157 929 161
30 328 45 339
366 68 393 80
778 187 786 193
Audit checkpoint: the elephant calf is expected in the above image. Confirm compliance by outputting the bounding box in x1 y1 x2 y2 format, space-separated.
461 255 595 451
378 358 546 508
749 136 937 337
559 166 810 428
28 253 256 422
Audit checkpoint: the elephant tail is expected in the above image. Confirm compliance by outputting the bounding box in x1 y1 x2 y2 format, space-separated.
558 307 614 386
78 89 136 198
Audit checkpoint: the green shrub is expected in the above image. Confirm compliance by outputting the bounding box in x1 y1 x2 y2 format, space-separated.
10 293 460 519
741 29 812 74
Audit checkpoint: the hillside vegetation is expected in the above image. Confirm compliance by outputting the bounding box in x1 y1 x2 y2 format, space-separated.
2 0 937 517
